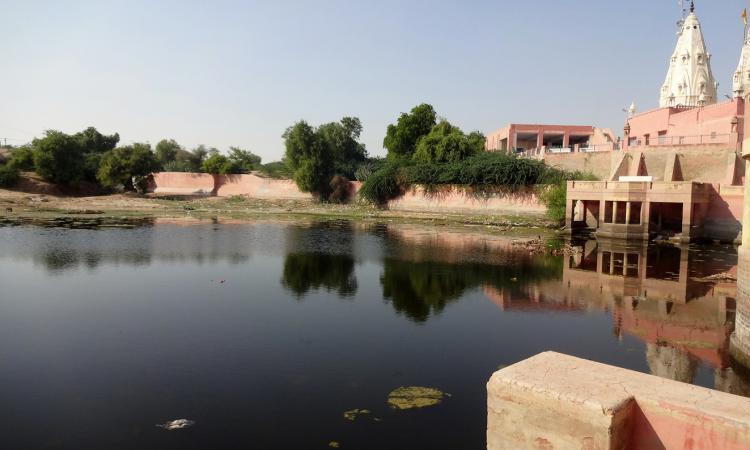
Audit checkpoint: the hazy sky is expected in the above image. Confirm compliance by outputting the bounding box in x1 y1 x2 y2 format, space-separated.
2 0 748 161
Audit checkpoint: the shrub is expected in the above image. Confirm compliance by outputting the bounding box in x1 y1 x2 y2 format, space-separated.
539 183 567 222
97 143 159 191
358 163 406 205
328 175 351 203
0 163 20 188
538 171 597 222
8 145 35 171
32 131 86 184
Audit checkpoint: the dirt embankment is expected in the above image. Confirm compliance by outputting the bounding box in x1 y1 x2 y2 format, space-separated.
0 174 559 233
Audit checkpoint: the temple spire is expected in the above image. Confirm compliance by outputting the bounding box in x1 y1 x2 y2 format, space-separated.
659 8 717 107
733 27 750 97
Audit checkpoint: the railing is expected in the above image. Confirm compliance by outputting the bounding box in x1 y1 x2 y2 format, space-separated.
628 134 733 148
580 142 621 152
547 147 572 154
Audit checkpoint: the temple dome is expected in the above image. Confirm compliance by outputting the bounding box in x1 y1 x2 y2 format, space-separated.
659 11 717 108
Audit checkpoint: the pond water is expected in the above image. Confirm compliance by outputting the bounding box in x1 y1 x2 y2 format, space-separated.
0 220 748 449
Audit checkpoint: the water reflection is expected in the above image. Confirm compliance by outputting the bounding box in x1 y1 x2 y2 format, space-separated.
2 220 750 449
561 239 742 392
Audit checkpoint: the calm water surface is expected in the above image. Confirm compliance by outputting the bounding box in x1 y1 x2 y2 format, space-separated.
0 221 747 449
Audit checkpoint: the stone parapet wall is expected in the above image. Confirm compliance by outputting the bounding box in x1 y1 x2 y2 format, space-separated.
387 186 545 216
215 174 312 199
488 352 750 449
151 172 216 195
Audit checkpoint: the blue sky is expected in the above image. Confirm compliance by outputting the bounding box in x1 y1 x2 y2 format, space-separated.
1 0 748 161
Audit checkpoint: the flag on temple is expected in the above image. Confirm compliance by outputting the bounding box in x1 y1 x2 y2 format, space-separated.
743 8 748 27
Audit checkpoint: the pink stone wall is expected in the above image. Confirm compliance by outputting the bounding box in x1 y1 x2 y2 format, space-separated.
388 186 545 215
488 352 750 450
215 174 312 199
151 172 216 195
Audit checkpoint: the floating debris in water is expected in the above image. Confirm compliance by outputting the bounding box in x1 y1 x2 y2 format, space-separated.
343 409 370 421
156 419 195 430
328 441 341 448
387 386 447 410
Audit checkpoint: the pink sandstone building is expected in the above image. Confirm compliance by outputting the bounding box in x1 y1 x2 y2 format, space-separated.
485 124 617 154
562 5 750 244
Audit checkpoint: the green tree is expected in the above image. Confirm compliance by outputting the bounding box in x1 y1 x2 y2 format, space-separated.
317 117 367 179
74 127 120 182
227 147 261 173
201 153 237 174
155 139 182 167
96 143 159 191
412 120 485 164
31 130 86 184
283 120 333 197
383 103 437 160
8 145 35 171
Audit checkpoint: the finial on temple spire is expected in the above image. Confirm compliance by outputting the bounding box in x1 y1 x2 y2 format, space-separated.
690 0 695 13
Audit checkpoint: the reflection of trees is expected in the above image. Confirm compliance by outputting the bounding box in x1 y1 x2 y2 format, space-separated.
281 252 357 298
280 220 358 299
381 260 469 322
381 256 563 323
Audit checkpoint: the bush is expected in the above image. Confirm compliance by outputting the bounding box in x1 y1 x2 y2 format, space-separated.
538 171 597 222
358 163 406 205
32 131 86 184
97 143 159 191
0 164 20 188
328 175 351 203
408 152 546 190
539 183 567 222
8 145 35 171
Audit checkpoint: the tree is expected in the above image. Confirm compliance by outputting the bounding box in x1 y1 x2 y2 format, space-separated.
227 147 261 173
412 120 485 164
283 120 333 197
317 117 367 179
383 103 437 160
96 143 159 191
155 139 182 167
8 145 35 171
202 153 233 174
74 127 120 182
32 130 86 184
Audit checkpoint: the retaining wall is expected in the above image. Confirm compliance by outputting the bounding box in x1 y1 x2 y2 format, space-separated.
388 186 546 216
488 352 750 449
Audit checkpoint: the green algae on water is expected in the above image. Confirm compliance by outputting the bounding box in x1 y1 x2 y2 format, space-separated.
343 409 370 421
387 386 447 410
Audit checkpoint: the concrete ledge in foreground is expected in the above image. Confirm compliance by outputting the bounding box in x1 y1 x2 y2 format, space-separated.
487 351 750 449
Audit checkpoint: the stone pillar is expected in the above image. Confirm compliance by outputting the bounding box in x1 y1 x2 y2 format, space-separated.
562 132 570 149
612 201 618 223
625 202 632 225
730 97 750 369
536 131 543 150
681 202 693 241
642 202 652 239
564 194 574 231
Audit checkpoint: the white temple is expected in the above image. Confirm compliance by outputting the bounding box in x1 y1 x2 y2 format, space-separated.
733 29 750 97
659 4 718 108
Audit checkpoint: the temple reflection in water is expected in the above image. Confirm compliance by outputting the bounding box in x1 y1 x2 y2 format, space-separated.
485 239 750 396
